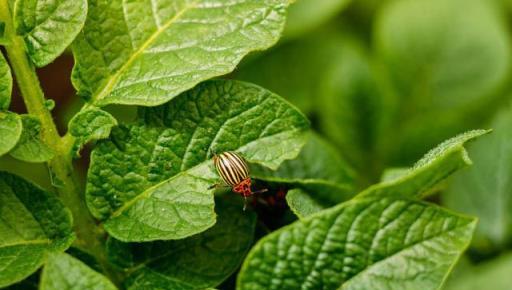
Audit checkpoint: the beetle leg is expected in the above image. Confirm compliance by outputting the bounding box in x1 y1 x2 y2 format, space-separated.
207 183 230 190
251 188 268 195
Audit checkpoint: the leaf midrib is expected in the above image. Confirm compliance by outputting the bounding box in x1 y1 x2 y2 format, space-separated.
107 130 303 219
91 2 198 105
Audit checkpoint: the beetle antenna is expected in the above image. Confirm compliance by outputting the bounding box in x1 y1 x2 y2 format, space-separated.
243 196 247 211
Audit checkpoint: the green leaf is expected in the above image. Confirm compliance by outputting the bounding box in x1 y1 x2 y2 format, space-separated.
108 198 256 290
443 253 512 290
13 0 87 67
72 0 290 107
375 0 511 164
68 107 117 157
285 188 323 219
86 80 309 242
0 52 12 110
237 196 476 290
444 108 512 251
283 0 351 39
0 111 22 157
0 171 74 288
9 115 54 163
317 38 393 174
235 27 346 115
40 253 117 290
252 133 355 204
358 130 489 199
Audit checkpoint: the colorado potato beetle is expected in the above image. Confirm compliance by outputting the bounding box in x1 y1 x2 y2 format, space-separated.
209 151 267 209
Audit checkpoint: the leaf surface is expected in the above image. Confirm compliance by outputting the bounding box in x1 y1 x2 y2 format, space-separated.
68 107 117 156
237 197 476 290
40 253 117 290
252 133 355 204
0 112 22 157
444 108 512 250
108 198 256 290
285 188 323 219
0 171 74 288
358 130 489 199
72 0 289 106
86 80 309 241
9 115 54 162
0 52 12 110
14 0 87 67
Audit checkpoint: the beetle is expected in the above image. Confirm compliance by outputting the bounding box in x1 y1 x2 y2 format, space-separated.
209 151 267 209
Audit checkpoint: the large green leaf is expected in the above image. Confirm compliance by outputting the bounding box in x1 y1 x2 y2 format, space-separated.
317 37 393 174
40 253 117 290
375 0 510 164
68 107 117 157
237 197 476 290
0 171 74 288
86 80 309 242
444 108 512 251
283 0 351 39
13 0 87 67
0 111 22 157
72 0 290 107
0 52 12 110
252 133 355 204
358 130 489 199
443 253 512 290
9 115 54 163
108 198 256 290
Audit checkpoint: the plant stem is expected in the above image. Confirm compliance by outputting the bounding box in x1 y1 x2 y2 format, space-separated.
0 1 119 284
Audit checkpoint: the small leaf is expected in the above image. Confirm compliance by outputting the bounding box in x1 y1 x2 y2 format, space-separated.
283 0 351 39
285 188 323 219
252 133 355 204
9 115 54 163
68 107 117 157
109 198 256 290
0 111 22 157
40 253 117 290
0 171 74 288
86 80 309 242
237 197 476 290
13 0 87 67
0 52 12 110
444 108 512 251
72 0 290 107
358 130 489 199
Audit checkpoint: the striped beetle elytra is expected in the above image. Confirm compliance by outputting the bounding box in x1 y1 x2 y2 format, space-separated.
210 151 267 209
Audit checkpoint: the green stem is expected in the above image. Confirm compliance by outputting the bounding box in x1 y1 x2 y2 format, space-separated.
0 1 119 285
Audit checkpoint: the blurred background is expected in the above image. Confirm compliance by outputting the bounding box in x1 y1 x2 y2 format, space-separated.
2 0 512 288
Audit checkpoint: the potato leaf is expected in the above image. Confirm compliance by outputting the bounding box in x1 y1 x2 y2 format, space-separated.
0 171 74 288
40 253 117 290
0 111 22 157
68 107 117 157
0 51 12 110
9 115 54 163
86 80 309 242
108 198 256 290
13 0 87 67
444 108 512 251
358 130 489 199
237 197 476 290
72 0 290 106
285 188 324 219
252 133 355 204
